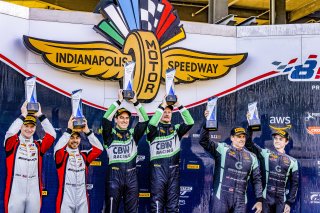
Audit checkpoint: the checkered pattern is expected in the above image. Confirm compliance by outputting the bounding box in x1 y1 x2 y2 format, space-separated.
152 3 164 32
140 0 163 32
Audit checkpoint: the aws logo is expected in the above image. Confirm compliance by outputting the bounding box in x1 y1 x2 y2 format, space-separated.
22 0 247 102
269 116 292 131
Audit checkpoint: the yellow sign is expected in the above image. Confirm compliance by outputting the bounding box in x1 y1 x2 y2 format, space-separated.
90 161 102 166
139 193 151 197
187 164 200 169
23 2 247 103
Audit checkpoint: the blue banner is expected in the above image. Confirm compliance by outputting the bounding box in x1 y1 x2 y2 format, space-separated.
1 59 320 213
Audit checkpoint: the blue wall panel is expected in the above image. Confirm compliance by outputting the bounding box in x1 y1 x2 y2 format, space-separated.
1 60 320 212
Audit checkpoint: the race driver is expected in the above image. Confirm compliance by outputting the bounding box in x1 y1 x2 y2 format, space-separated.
199 109 263 213
147 95 194 213
4 101 56 213
54 116 103 213
245 117 299 213
102 89 149 213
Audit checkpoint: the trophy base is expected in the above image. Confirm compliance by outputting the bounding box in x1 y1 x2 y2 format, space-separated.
166 95 177 106
73 117 85 129
123 90 135 100
27 102 39 114
206 120 218 131
249 125 261 131
248 119 261 131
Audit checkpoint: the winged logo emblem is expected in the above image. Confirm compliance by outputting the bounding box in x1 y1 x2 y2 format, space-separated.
23 0 247 102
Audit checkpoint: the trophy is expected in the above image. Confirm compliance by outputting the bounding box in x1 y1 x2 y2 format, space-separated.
71 89 85 129
206 97 218 130
247 101 261 131
123 61 135 100
25 76 39 113
165 68 177 106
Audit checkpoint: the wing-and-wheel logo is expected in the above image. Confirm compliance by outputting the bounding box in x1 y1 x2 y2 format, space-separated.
23 0 247 102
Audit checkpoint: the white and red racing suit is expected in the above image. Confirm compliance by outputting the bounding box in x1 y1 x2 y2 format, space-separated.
4 114 56 213
54 128 103 213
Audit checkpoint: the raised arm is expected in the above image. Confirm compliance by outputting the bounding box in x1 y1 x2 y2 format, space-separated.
102 94 122 147
199 110 220 155
4 116 24 149
245 127 263 157
132 102 149 144
146 105 163 142
54 130 70 165
199 124 220 156
36 103 56 139
35 104 56 154
82 119 103 164
4 102 28 145
176 104 194 139
54 116 74 163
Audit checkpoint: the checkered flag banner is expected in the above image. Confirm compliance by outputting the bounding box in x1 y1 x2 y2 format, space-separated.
140 0 163 32
152 3 164 32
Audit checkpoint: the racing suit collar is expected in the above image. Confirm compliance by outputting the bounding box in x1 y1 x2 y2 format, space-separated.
115 125 128 132
66 146 80 153
270 147 286 155
19 134 33 143
115 127 129 133
159 121 171 127
231 144 244 151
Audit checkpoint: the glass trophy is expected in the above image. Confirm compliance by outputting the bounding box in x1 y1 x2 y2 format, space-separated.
71 89 85 129
123 61 135 100
247 101 261 131
25 76 39 113
206 97 218 130
165 68 177 106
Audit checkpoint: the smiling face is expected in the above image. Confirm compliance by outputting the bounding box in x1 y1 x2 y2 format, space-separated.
161 107 172 123
115 112 130 129
20 123 36 139
231 134 246 149
273 134 289 152
67 133 81 149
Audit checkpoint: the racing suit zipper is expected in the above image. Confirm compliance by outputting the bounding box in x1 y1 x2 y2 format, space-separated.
235 151 241 201
26 142 30 197
110 197 113 213
156 200 159 213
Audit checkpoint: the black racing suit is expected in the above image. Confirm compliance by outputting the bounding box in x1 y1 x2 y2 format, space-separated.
199 126 263 213
102 100 149 213
245 131 299 213
147 105 194 213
